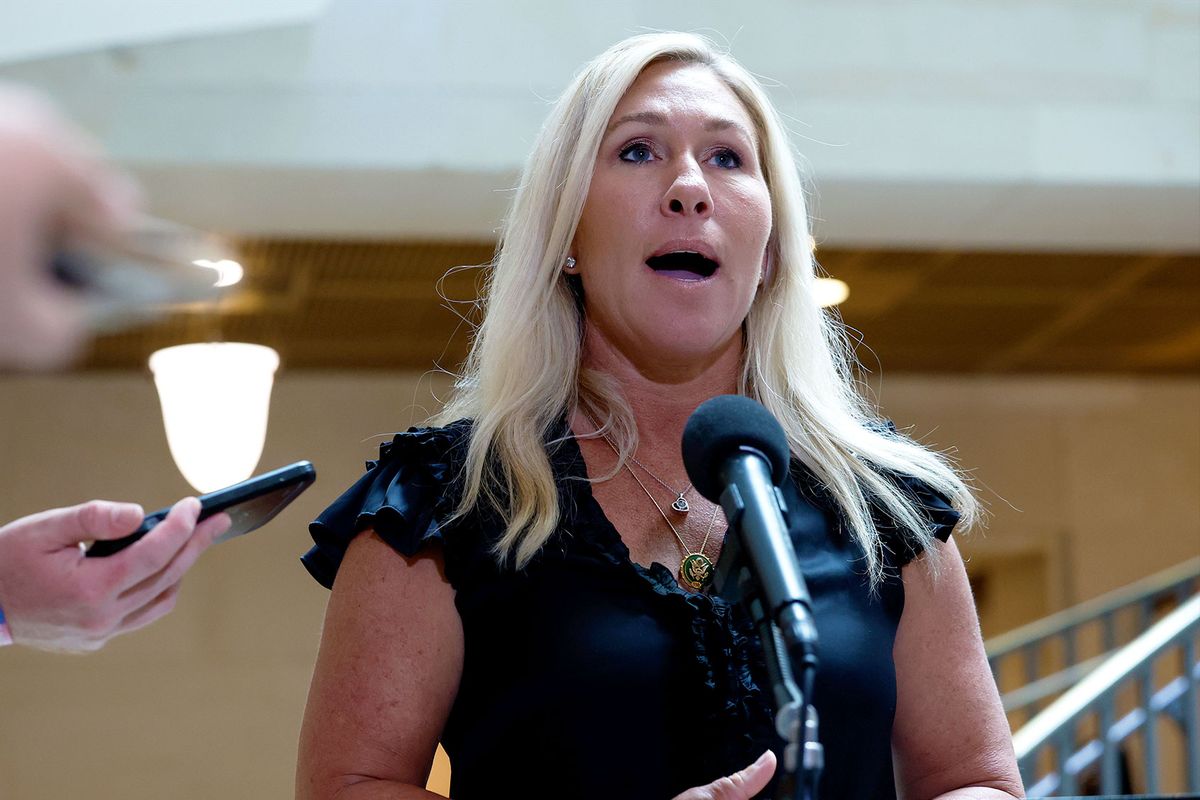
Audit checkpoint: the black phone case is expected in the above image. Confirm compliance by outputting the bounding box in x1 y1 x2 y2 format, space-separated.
86 461 316 557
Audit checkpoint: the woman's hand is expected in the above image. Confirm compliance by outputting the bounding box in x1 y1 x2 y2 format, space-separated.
671 750 776 800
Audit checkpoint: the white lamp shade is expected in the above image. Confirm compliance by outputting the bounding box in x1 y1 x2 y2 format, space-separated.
149 342 279 493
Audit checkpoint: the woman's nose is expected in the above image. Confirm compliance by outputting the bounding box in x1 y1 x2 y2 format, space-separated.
662 160 712 217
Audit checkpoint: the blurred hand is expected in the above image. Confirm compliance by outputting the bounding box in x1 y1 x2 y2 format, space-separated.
671 750 777 800
0 83 142 369
0 498 230 652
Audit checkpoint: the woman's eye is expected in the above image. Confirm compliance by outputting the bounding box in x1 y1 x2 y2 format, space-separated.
619 142 655 163
709 148 742 169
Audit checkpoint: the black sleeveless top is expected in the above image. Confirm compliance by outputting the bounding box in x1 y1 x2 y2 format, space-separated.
302 420 958 800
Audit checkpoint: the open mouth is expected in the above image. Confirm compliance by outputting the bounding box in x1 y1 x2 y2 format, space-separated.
645 251 720 281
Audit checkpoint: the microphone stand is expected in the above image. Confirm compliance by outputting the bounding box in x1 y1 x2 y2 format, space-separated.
713 509 823 800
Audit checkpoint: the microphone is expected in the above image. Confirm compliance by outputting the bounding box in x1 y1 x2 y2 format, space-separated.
684 395 824 798
681 395 817 653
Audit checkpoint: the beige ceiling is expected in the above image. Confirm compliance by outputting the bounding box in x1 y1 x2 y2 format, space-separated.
80 240 1200 375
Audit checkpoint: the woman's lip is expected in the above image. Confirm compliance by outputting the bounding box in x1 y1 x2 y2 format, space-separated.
647 241 720 263
644 265 716 283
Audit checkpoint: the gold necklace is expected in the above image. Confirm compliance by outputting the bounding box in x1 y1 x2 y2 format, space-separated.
627 454 693 513
587 415 693 513
624 464 721 591
580 412 720 589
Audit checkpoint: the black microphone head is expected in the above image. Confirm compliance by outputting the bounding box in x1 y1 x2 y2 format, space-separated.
682 395 791 501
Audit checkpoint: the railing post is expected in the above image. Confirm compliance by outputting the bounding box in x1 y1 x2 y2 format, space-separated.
1013 646 1035 726
1058 726 1077 796
1018 749 1039 795
1102 609 1116 655
1100 702 1120 794
1024 643 1040 699
1185 637 1199 792
1141 664 1159 793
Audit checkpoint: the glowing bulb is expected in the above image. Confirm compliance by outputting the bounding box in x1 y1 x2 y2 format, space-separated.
192 258 244 287
814 278 849 308
150 343 279 493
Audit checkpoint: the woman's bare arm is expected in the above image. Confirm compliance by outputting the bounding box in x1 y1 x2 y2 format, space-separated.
297 530 464 799
892 537 1025 800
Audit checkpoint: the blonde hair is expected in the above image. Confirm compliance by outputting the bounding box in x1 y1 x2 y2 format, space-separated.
438 32 978 583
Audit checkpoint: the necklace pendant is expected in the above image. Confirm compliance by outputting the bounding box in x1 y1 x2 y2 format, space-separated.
671 494 690 513
680 552 715 591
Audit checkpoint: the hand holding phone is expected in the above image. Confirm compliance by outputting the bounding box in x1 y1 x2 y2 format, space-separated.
0 497 232 651
86 461 316 558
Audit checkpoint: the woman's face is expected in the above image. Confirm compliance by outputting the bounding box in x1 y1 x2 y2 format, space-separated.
572 61 772 373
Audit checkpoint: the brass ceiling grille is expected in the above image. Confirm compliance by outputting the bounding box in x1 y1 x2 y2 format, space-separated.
79 241 1200 375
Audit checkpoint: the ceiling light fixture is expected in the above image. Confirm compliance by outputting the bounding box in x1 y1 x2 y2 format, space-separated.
814 277 850 308
149 342 280 494
192 258 244 287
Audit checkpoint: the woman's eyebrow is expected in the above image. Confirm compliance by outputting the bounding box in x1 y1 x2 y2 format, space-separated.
607 110 668 132
606 110 754 142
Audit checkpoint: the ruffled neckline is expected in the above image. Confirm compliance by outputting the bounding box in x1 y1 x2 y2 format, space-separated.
548 424 720 595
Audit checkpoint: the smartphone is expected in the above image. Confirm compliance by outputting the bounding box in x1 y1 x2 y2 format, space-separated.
86 461 317 558
51 216 231 334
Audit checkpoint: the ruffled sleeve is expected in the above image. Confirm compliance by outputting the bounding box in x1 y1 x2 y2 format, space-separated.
859 418 961 565
875 473 961 568
302 420 471 589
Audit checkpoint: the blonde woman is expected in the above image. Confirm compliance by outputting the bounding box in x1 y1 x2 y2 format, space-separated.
298 33 1022 800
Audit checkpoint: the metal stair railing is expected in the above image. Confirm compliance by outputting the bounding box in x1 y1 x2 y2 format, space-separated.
987 558 1200 723
1011 594 1200 797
